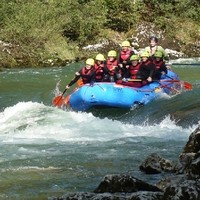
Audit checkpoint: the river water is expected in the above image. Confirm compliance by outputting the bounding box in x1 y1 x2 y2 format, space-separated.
0 58 200 199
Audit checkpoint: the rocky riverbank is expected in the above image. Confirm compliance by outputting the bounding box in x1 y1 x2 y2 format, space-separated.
49 124 200 200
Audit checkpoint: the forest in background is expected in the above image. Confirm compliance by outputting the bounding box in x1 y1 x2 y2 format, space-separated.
0 0 199 68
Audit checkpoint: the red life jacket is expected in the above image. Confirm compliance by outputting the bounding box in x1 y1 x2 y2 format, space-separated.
81 66 93 84
129 62 142 79
142 60 151 67
120 50 131 61
106 59 118 76
153 60 163 70
94 63 105 81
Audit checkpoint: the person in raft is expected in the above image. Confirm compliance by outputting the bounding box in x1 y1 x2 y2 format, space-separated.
117 40 135 80
104 50 119 82
144 36 168 61
152 51 168 80
66 58 95 89
117 54 143 87
137 51 156 85
94 53 107 82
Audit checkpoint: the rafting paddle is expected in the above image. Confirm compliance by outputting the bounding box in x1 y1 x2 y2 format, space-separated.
128 77 192 90
126 78 142 82
182 81 192 90
159 83 181 94
127 78 181 93
52 88 67 107
164 74 192 90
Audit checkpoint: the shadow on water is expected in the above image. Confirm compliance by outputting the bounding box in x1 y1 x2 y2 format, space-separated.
89 106 136 121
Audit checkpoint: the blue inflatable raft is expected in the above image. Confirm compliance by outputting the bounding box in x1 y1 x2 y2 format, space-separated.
65 70 180 112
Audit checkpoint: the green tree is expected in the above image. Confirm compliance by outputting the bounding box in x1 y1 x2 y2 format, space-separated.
62 0 107 45
105 0 142 32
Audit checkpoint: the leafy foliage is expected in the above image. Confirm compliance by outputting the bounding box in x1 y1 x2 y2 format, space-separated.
104 0 139 32
0 0 199 67
1 0 199 44
62 0 107 45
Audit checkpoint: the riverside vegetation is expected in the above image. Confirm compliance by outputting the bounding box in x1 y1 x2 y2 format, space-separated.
0 0 199 68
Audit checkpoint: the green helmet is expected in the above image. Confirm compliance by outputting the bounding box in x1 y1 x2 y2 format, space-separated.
154 51 163 58
95 54 105 61
130 55 140 61
108 50 117 57
121 40 131 47
140 51 149 58
85 58 94 66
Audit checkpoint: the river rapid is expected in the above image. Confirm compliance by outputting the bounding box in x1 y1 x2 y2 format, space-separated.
0 58 200 199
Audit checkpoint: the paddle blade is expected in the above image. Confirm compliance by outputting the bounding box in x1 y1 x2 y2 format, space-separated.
183 81 192 90
52 95 64 107
63 95 70 106
161 84 181 94
160 79 193 90
77 79 84 87
52 88 68 107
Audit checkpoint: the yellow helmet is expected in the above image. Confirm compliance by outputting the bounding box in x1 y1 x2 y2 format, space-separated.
85 58 95 66
130 55 140 61
108 50 117 57
140 51 149 58
121 41 131 47
95 54 105 61
154 51 163 58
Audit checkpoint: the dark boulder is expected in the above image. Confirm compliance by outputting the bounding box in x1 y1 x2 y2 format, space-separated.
94 174 161 193
139 153 175 174
178 126 200 178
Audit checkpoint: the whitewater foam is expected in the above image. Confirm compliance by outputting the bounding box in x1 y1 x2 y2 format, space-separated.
0 102 196 145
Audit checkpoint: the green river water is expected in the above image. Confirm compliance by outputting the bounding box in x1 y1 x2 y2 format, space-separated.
0 58 200 199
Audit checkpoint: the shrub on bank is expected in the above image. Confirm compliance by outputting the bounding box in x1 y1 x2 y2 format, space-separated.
0 0 199 67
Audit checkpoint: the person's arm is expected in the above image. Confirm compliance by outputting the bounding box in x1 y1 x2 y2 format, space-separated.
147 63 156 82
103 61 110 73
160 62 168 74
66 71 81 88
88 69 96 85
118 53 123 66
123 68 131 79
